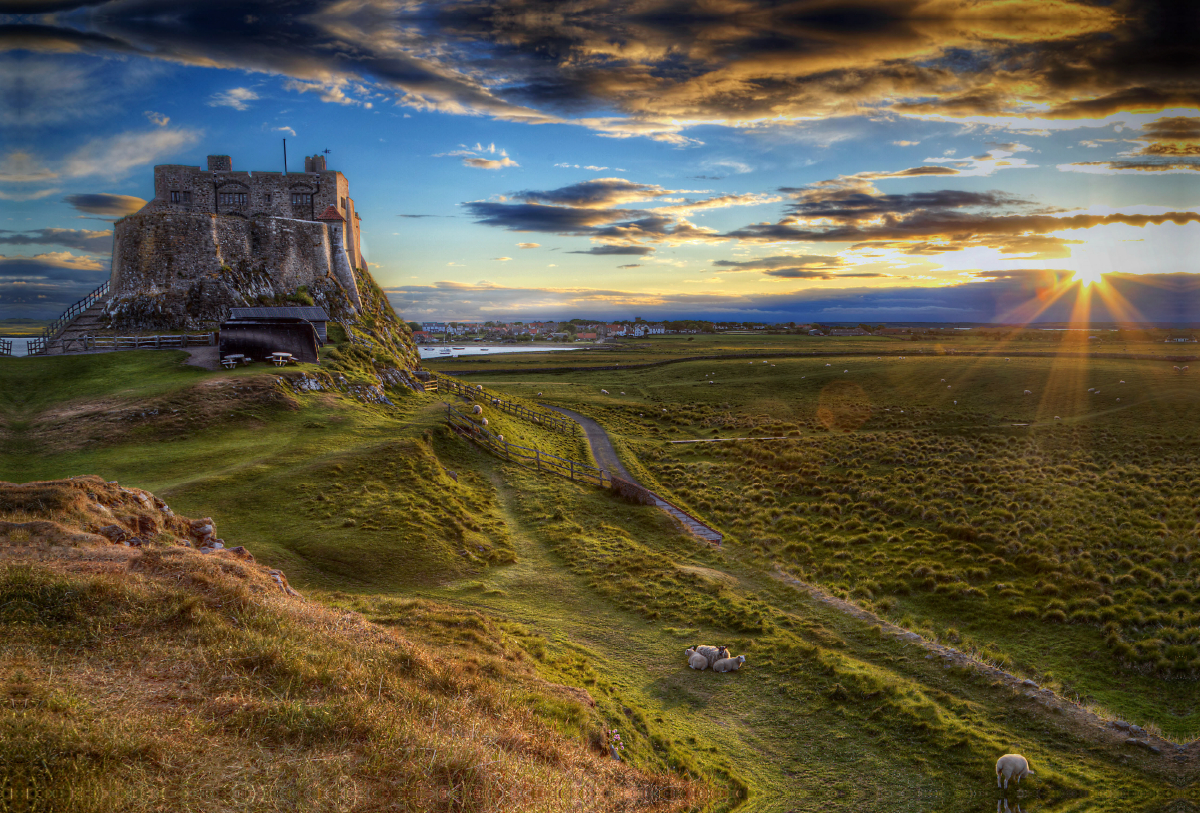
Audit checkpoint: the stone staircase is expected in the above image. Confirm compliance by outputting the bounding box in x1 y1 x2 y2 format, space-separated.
52 296 112 350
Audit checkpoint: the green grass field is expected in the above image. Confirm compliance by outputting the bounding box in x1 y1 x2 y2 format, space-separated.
2 344 1197 811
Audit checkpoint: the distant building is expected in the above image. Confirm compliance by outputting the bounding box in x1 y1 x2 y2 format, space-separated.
829 328 869 336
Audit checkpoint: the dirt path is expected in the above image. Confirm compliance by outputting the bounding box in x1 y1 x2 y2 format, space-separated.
771 565 1200 768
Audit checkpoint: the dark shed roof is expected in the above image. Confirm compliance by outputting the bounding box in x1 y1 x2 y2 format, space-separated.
229 306 329 321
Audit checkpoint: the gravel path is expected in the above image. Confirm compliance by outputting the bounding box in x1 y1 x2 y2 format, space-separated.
542 405 635 480
543 404 722 544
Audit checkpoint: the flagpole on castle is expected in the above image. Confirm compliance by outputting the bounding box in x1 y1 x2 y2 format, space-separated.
282 138 288 175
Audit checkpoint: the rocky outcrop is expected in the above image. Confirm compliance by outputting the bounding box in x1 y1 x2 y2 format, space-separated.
107 211 359 331
0 476 299 599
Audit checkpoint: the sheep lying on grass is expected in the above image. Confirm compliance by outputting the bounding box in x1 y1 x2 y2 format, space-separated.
691 645 728 667
685 648 709 670
713 655 746 673
995 754 1034 789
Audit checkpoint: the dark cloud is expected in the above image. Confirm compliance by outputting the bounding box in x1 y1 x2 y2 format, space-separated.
464 201 638 233
0 228 113 252
384 272 1200 324
567 245 655 256
762 268 839 279
5 0 1193 139
396 214 456 218
511 178 673 208
64 193 146 217
617 263 641 268
1059 115 1200 173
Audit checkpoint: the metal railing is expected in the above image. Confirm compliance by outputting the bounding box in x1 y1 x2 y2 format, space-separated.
432 373 577 434
32 280 110 353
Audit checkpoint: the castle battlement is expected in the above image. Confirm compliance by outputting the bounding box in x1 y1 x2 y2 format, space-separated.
139 153 362 269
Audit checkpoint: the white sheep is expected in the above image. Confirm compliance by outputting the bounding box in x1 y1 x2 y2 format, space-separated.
995 754 1034 789
1174 366 1180 371
496 433 504 441
684 648 709 670
1023 390 1032 395
692 645 729 668
601 389 609 394
1087 388 1094 392
621 391 626 395
472 404 483 415
537 392 543 396
1119 380 1125 384
826 363 831 367
712 655 747 673
1054 416 1061 420
481 418 489 426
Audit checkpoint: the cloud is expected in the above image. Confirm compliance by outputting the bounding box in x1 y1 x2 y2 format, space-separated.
0 228 113 252
60 128 202 179
464 156 519 169
207 87 259 110
8 0 1191 146
652 192 783 216
144 110 169 126
0 252 110 318
892 140 920 147
382 272 1200 324
713 254 845 277
1058 116 1200 174
512 178 676 209
567 245 655 256
64 193 146 217
0 151 57 183
273 125 297 137
617 264 641 269
516 242 540 248
492 256 512 261
396 214 456 218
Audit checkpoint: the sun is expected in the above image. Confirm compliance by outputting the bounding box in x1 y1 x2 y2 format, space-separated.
1072 267 1103 287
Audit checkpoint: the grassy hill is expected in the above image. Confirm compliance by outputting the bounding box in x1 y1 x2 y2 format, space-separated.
1 343 1197 811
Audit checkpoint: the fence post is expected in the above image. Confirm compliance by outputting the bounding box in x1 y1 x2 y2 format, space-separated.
504 439 510 461
536 448 541 471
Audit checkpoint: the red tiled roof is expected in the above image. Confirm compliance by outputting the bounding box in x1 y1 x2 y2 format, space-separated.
315 205 343 221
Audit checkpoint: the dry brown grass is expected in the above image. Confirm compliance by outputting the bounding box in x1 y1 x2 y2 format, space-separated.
0 478 697 812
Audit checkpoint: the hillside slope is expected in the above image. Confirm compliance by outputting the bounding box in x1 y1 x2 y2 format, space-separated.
0 477 694 812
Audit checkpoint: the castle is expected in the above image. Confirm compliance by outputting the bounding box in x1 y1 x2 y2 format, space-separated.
107 153 368 331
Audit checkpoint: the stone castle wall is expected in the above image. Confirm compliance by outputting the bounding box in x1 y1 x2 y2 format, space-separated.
107 211 361 331
142 157 361 268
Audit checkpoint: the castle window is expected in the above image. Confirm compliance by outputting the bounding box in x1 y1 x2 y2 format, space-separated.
219 192 247 206
265 193 272 204
292 193 313 206
341 196 347 211
169 190 191 205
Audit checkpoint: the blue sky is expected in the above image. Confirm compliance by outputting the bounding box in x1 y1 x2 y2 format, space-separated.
2 0 1199 324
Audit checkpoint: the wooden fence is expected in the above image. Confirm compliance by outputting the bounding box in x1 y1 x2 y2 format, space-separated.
433 373 577 434
59 333 216 353
445 402 723 544
446 403 610 487
0 338 10 357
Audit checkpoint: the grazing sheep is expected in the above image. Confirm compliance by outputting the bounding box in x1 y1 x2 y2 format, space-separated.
844 369 849 373
621 391 626 395
995 754 1034 789
941 379 945 382
1094 390 1100 395
537 392 543 396
601 389 609 394
472 404 483 415
713 655 747 673
1005 358 1010 361
693 645 729 667
953 400 957 405
481 418 489 426
826 363 831 367
1054 416 1061 420
496 434 504 441
1174 366 1180 371
1119 380 1125 384
685 648 709 670
1087 388 1094 392
1023 390 1032 395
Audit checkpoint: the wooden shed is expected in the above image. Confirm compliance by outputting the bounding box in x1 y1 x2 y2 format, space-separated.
228 306 330 343
218 317 321 364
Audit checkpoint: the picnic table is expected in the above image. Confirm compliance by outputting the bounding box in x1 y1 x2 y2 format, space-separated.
221 354 244 369
269 352 294 367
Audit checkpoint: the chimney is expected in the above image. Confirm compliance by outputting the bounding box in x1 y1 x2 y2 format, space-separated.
207 155 232 172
